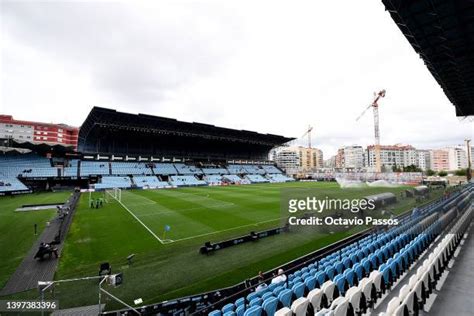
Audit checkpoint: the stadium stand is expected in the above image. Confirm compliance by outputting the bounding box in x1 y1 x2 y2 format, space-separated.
111 161 153 175
133 176 169 188
244 165 267 174
375 194 473 315
94 176 132 189
227 165 249 174
78 107 293 160
0 151 291 193
204 185 473 316
0 154 57 178
63 159 79 177
223 174 250 184
267 174 294 183
174 163 203 175
262 165 283 174
170 175 207 187
201 167 229 175
152 163 178 175
0 173 29 192
246 174 270 183
205 175 224 185
80 161 109 176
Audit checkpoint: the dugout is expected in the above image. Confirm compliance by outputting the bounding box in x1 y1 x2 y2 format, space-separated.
364 192 397 208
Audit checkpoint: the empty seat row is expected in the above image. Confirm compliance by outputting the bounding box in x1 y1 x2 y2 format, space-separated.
206 175 224 185
0 175 29 192
223 175 250 184
380 204 473 316
170 175 207 186
94 176 132 189
133 176 169 188
267 174 294 183
202 167 229 175
111 162 153 175
246 174 270 183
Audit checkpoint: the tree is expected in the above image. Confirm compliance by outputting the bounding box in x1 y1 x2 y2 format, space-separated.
454 169 467 176
392 165 402 172
438 170 448 177
403 164 422 172
426 169 436 176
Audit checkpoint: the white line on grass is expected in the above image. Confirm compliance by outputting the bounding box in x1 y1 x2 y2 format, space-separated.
107 191 165 244
171 217 281 243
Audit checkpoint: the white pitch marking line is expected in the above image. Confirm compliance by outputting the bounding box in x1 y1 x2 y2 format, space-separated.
171 217 282 243
108 191 165 244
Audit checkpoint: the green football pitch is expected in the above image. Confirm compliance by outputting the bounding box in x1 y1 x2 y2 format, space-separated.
0 182 442 310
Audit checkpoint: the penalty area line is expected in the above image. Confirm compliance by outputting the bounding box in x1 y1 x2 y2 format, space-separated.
172 217 281 243
112 194 165 245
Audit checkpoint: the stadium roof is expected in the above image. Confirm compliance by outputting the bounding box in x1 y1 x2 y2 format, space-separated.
0 139 75 154
382 0 474 116
78 107 294 160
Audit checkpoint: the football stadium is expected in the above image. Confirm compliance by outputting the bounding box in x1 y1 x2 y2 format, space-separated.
1 1 474 316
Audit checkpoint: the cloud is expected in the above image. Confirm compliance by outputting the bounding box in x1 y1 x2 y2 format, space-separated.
1 0 472 158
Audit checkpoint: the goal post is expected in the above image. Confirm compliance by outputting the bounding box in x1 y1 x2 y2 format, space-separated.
105 188 122 203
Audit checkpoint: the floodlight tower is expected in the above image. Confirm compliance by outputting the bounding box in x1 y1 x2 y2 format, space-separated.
356 89 386 173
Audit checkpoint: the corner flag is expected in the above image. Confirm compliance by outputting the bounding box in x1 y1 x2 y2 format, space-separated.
163 225 171 240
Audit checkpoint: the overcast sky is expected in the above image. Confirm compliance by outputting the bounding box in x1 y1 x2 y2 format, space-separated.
1 0 472 157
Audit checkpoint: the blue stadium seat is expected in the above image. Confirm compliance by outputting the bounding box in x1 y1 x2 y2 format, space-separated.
273 286 284 297
235 305 245 316
342 257 352 270
349 254 358 266
235 297 245 307
247 292 259 303
291 282 305 299
324 266 335 280
333 274 347 296
334 261 344 274
262 297 278 316
304 275 316 293
343 269 356 287
249 297 262 307
360 258 371 275
353 263 364 280
243 305 262 316
278 289 292 308
315 271 326 287
222 303 234 313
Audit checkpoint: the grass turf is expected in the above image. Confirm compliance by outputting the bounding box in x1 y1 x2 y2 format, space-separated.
1 182 443 310
0 191 73 288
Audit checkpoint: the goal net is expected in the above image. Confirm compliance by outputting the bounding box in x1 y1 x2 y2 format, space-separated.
105 188 122 203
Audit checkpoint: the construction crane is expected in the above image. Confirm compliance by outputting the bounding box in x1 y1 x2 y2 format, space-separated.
356 89 386 173
300 125 314 148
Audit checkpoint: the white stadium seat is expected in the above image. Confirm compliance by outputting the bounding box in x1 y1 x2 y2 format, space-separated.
359 277 374 304
345 286 363 313
274 307 292 316
384 297 400 315
330 296 349 316
322 280 337 305
291 297 309 316
307 288 323 312
369 270 383 295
